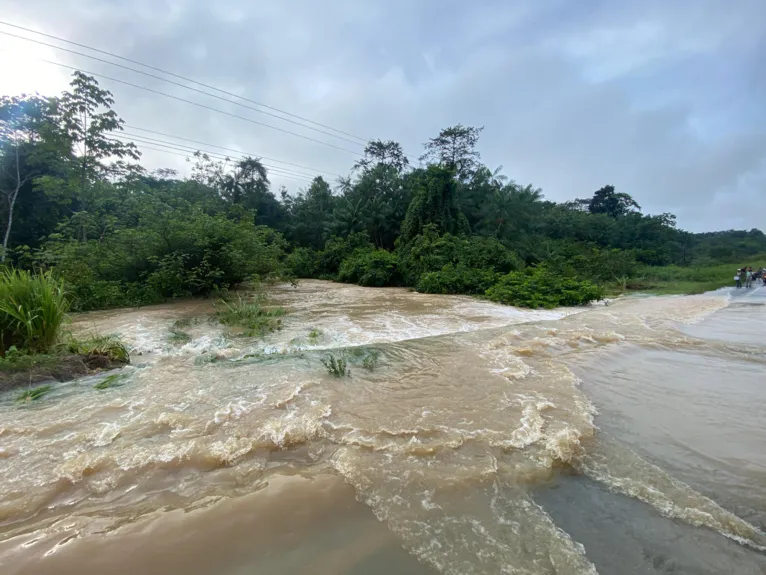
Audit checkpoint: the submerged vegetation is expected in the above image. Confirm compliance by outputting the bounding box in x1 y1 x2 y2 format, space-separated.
16 384 53 403
94 372 128 390
322 354 350 377
1 72 764 326
214 294 285 337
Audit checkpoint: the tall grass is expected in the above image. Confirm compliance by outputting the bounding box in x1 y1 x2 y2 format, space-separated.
214 294 285 337
0 269 69 355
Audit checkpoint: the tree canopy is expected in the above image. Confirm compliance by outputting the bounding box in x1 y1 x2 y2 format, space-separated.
1 73 763 310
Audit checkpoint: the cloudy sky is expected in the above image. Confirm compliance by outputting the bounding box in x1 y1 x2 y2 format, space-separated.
1 0 764 232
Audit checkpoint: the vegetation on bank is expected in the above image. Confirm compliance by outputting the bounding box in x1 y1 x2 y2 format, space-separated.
0 269 130 391
2 73 765 323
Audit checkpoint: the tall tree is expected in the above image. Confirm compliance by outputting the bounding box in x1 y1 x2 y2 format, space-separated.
0 94 58 261
54 72 140 192
420 124 483 180
588 185 641 218
353 139 409 174
400 165 469 244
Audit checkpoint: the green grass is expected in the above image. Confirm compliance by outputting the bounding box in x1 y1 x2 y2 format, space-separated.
64 335 130 363
0 347 59 373
361 350 380 371
321 354 350 377
0 269 69 355
214 294 286 337
617 263 746 295
94 373 127 390
308 328 321 341
16 384 53 402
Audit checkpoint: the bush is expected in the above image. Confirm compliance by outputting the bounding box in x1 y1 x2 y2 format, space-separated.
416 264 499 295
0 269 69 354
398 225 521 285
317 232 374 277
338 248 400 287
486 267 603 309
286 247 320 278
37 209 288 311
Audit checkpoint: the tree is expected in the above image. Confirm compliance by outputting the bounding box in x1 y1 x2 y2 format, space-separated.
353 140 409 174
420 124 483 180
588 185 641 218
54 72 140 194
0 94 57 261
400 165 469 244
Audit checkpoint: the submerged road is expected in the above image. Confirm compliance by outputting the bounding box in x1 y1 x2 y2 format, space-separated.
728 282 766 302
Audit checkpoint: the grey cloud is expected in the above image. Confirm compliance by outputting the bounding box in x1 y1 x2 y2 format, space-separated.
1 0 765 230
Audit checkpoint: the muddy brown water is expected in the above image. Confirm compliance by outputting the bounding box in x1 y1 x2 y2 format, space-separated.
0 281 764 574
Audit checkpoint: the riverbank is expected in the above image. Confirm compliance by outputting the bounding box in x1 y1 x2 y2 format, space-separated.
0 337 130 393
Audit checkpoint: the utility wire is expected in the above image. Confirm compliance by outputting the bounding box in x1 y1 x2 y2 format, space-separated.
122 124 343 178
0 20 369 144
115 134 318 182
29 58 364 156
0 29 366 147
116 133 319 179
129 142 316 184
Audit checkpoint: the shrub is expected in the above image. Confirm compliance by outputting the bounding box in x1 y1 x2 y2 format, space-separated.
485 267 603 309
317 232 374 277
0 269 69 355
398 225 521 286
338 249 400 287
38 209 288 311
286 247 320 278
416 264 499 295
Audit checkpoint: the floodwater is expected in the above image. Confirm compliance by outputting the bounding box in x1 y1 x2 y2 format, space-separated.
0 280 764 574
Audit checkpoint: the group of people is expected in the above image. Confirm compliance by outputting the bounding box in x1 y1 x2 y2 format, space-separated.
734 266 764 288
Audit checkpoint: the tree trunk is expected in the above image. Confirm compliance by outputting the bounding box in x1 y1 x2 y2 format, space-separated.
1 145 22 263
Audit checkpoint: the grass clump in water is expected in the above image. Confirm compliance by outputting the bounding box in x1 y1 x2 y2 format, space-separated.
168 329 191 344
0 269 69 355
322 354 350 377
361 350 381 371
94 373 127 390
16 384 53 403
214 294 286 338
65 335 130 364
308 328 321 341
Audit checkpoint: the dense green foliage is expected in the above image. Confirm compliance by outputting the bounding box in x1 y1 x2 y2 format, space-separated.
486 268 604 309
0 269 68 354
2 73 764 315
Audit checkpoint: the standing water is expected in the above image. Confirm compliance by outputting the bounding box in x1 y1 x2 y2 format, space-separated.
0 281 764 574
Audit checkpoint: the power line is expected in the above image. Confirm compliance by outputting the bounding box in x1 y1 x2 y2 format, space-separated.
29 57 364 156
129 142 316 184
116 133 319 179
0 29 366 147
115 134 318 182
0 20 369 144
122 124 343 178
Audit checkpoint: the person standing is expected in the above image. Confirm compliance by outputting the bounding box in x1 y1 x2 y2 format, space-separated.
745 267 753 288
734 269 741 288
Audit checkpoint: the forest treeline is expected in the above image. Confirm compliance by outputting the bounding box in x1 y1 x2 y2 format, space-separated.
2 73 765 311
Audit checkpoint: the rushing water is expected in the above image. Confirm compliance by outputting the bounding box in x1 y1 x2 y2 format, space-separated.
1 280 764 574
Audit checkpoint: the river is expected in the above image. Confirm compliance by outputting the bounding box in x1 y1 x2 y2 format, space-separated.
0 280 764 574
